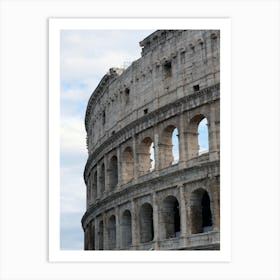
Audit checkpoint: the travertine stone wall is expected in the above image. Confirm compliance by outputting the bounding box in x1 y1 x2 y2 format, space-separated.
82 30 220 250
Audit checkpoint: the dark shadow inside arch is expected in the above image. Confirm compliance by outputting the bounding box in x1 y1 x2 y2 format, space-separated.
191 189 213 234
121 210 132 248
108 215 116 249
161 196 181 239
140 203 154 243
108 156 118 190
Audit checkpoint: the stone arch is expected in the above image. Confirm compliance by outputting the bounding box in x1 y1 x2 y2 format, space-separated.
190 188 213 234
160 195 180 239
122 146 134 184
108 155 118 190
138 137 154 176
187 114 209 158
159 125 179 168
121 209 132 248
108 215 116 249
98 220 104 250
140 203 154 243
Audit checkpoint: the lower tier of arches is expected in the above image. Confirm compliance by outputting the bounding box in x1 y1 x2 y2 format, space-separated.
83 162 220 250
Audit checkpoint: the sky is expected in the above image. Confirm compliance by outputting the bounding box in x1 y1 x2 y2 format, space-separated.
60 30 156 250
60 30 208 250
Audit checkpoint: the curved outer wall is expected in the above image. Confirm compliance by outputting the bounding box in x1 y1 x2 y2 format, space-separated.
82 30 220 250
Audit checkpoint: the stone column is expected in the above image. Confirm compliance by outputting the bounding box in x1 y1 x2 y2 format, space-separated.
117 147 121 188
209 104 219 161
94 218 98 250
115 207 121 249
84 225 88 250
132 135 138 183
91 172 96 204
152 192 160 249
131 199 139 248
212 178 220 231
178 112 188 163
179 185 188 247
103 213 109 250
104 154 109 193
90 219 95 250
153 131 160 171
96 164 101 199
185 186 192 236
86 175 91 209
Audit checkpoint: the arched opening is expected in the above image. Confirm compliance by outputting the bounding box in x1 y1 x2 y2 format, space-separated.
198 118 209 155
160 125 179 168
160 196 180 239
138 137 154 176
122 147 134 184
121 210 132 248
140 203 154 243
172 128 180 164
92 171 97 203
190 189 213 234
99 163 105 194
188 115 209 158
98 220 104 250
108 215 116 250
108 156 118 190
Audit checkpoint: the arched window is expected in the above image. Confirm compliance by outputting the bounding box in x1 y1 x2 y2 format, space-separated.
98 220 104 250
108 215 116 250
198 118 209 155
138 137 154 176
108 156 118 190
190 189 213 234
160 125 179 168
140 203 154 243
121 210 132 248
99 163 105 194
188 115 209 158
150 142 155 171
160 196 180 239
172 128 180 164
122 147 134 184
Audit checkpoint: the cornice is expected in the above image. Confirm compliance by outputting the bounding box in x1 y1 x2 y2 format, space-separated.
81 159 220 227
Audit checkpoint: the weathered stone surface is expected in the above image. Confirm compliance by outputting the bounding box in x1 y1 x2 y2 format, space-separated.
82 30 220 250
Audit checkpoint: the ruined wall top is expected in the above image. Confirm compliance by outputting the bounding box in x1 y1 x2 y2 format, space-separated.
140 30 181 56
85 29 220 155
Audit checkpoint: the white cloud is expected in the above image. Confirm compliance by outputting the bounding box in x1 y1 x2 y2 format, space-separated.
60 116 87 154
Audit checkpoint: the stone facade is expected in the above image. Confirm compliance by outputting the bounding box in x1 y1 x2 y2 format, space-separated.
82 30 220 250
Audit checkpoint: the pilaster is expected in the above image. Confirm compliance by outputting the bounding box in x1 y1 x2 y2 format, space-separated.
152 192 159 249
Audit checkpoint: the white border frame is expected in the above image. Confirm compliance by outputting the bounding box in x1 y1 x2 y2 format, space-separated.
49 18 231 262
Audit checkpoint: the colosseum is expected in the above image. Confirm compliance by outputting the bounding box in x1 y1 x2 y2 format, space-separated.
81 30 220 250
